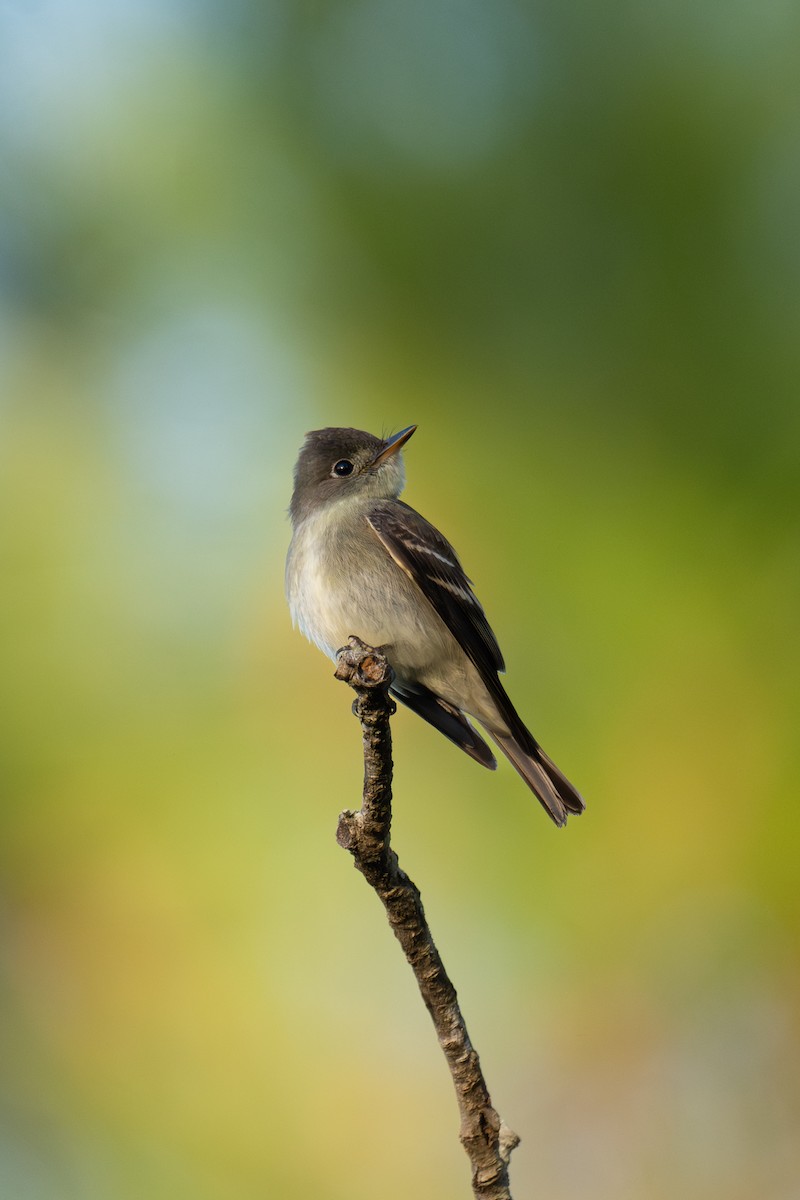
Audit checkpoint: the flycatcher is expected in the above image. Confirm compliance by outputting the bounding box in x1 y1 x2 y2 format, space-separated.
285 425 584 827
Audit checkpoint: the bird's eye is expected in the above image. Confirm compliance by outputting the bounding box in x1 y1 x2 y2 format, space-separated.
332 459 354 477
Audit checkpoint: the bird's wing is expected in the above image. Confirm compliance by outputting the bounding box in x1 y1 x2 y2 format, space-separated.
369 500 585 825
366 500 505 680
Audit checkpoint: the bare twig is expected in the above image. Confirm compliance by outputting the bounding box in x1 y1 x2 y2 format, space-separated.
334 635 520 1200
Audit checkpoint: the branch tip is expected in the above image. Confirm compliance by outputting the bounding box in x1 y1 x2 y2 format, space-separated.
334 635 394 689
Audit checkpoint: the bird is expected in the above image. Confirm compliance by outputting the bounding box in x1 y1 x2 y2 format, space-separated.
285 424 584 827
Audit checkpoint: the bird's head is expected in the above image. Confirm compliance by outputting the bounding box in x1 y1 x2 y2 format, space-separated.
289 425 416 526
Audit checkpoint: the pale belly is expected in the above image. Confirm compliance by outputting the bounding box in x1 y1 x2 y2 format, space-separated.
287 507 454 672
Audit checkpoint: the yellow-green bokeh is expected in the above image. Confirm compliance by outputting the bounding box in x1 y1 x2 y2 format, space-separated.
1 3 798 1198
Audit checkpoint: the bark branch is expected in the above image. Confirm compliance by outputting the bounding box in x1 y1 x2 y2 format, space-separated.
334 635 520 1200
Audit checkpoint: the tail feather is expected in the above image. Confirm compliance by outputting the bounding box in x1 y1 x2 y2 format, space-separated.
391 668 584 825
491 733 584 827
535 744 585 816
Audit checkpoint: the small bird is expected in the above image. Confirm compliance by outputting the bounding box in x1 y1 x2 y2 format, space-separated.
285 425 584 826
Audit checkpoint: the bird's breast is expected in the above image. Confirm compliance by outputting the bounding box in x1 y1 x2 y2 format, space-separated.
286 503 450 671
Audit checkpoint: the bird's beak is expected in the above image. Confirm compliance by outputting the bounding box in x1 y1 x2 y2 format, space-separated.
372 424 417 466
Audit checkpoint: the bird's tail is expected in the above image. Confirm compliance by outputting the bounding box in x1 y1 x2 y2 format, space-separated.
491 732 585 828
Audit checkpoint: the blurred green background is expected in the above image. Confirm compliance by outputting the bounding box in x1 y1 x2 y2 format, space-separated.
1 2 798 1198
